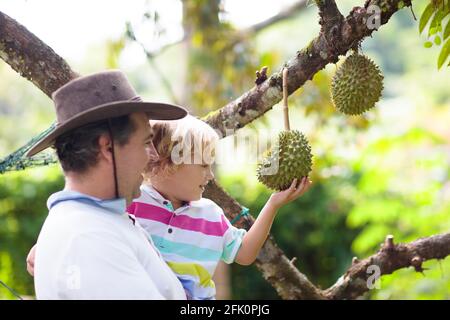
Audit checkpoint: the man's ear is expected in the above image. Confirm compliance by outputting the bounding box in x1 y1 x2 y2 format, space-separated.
98 134 113 162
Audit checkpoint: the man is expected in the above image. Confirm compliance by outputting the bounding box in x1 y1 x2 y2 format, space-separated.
27 70 188 299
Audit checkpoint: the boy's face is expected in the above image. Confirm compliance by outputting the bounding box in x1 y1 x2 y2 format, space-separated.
165 163 215 202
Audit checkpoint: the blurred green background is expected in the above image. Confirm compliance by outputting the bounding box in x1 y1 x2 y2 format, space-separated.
0 0 449 299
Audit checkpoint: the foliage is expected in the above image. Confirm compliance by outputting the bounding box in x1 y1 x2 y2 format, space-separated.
347 127 450 299
0 166 63 299
419 0 450 69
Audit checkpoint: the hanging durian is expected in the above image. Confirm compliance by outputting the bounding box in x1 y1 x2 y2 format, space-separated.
256 68 312 191
331 52 384 115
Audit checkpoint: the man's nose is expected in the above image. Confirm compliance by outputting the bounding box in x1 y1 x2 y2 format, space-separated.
147 141 159 162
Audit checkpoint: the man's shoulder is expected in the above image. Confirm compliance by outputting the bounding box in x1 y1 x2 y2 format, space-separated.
49 197 93 213
38 202 146 264
50 199 119 219
44 200 132 238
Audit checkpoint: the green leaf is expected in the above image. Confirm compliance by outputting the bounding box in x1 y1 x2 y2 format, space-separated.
437 38 450 69
419 3 435 34
428 11 445 37
444 21 450 40
441 1 450 15
424 41 433 48
434 1 450 16
435 35 442 45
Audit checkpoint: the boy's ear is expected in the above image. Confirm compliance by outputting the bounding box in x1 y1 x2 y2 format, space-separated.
151 159 176 177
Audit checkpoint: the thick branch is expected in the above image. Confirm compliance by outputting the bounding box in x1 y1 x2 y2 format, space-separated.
203 0 412 137
316 0 344 50
324 233 450 299
0 11 78 97
315 0 341 20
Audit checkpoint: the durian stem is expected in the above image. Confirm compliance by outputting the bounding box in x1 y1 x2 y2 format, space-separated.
282 67 290 131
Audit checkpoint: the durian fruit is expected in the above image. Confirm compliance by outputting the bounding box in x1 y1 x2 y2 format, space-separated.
256 68 313 191
256 130 312 191
331 53 384 115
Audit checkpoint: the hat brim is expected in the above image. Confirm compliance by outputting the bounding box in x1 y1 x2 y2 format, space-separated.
25 101 187 157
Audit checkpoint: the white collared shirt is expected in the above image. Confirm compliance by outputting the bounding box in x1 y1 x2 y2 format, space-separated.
34 190 186 300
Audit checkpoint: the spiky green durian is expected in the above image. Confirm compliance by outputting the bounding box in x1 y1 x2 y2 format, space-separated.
256 130 312 191
331 53 384 115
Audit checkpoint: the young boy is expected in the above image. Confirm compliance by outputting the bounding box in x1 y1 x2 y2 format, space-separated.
127 115 312 300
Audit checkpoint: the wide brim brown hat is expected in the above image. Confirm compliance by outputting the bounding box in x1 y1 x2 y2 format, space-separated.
26 70 187 157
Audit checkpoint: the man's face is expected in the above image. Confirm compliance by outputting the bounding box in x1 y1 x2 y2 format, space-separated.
115 112 154 204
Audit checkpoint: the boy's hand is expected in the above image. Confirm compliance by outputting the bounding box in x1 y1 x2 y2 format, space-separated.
268 177 312 210
26 244 36 277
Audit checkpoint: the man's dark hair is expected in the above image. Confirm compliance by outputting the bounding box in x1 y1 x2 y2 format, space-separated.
54 115 136 173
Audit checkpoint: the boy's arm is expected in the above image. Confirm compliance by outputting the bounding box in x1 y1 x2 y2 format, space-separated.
234 177 311 266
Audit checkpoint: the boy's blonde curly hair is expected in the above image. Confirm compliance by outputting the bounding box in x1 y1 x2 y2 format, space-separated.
144 115 219 181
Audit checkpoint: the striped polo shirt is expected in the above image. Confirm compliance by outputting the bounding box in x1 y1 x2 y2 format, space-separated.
127 184 246 300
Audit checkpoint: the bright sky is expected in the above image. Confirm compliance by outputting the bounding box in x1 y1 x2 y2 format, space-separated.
0 0 298 62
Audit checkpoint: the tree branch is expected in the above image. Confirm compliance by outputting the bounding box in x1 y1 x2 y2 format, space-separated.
125 22 180 105
324 233 450 299
130 0 310 62
241 0 310 35
315 0 345 53
203 0 413 137
315 0 340 19
0 11 78 98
